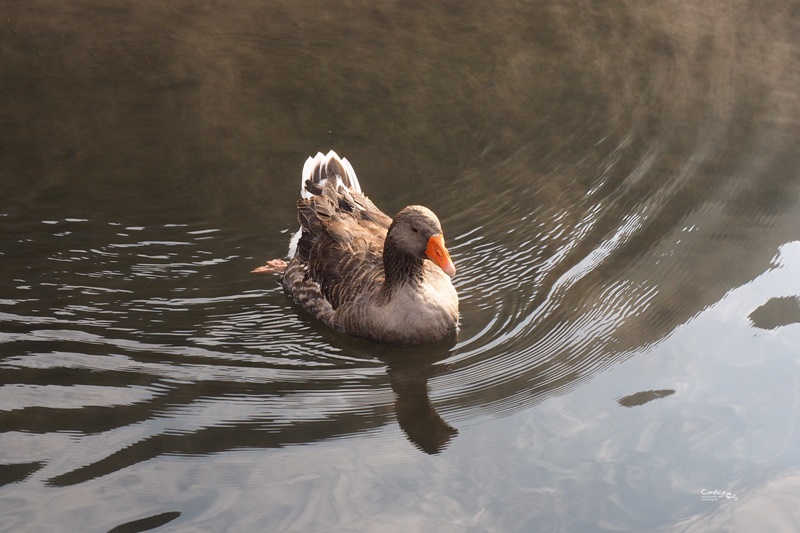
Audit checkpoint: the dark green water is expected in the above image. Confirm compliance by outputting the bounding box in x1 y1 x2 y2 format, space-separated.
2 1 800 531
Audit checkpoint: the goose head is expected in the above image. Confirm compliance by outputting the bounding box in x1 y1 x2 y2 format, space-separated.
388 205 456 278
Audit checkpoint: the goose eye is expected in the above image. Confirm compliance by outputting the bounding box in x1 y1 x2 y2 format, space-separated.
412 227 419 234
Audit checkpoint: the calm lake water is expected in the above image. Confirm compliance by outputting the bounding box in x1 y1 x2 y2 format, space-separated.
2 1 800 531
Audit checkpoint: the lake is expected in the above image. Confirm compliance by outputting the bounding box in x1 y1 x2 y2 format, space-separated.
2 1 800 531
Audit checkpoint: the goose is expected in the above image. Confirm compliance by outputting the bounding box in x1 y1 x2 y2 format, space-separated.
255 150 459 346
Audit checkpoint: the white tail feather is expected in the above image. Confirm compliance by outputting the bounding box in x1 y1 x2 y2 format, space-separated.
338 154 361 192
300 150 361 199
292 150 361 258
287 227 302 258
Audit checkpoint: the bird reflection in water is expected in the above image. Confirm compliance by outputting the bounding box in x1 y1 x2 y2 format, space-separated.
378 341 459 455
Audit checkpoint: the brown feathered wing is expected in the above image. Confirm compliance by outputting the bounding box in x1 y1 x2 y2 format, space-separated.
285 180 392 325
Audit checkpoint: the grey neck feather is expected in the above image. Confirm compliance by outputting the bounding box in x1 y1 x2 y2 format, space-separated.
382 235 424 295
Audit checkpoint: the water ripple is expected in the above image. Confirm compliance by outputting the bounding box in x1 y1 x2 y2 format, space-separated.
1 0 799 487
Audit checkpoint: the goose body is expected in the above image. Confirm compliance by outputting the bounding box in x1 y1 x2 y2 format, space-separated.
282 151 459 346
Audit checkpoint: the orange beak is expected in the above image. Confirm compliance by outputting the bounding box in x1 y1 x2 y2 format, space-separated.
425 234 456 278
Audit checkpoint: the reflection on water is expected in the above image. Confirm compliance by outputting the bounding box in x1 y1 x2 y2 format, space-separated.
617 389 676 408
1 0 800 530
384 349 459 455
749 296 800 330
106 512 181 533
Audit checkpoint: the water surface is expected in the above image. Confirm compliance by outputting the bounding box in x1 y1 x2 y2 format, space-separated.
2 1 800 531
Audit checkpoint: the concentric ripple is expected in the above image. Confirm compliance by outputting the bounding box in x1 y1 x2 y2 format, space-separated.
2 2 799 496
